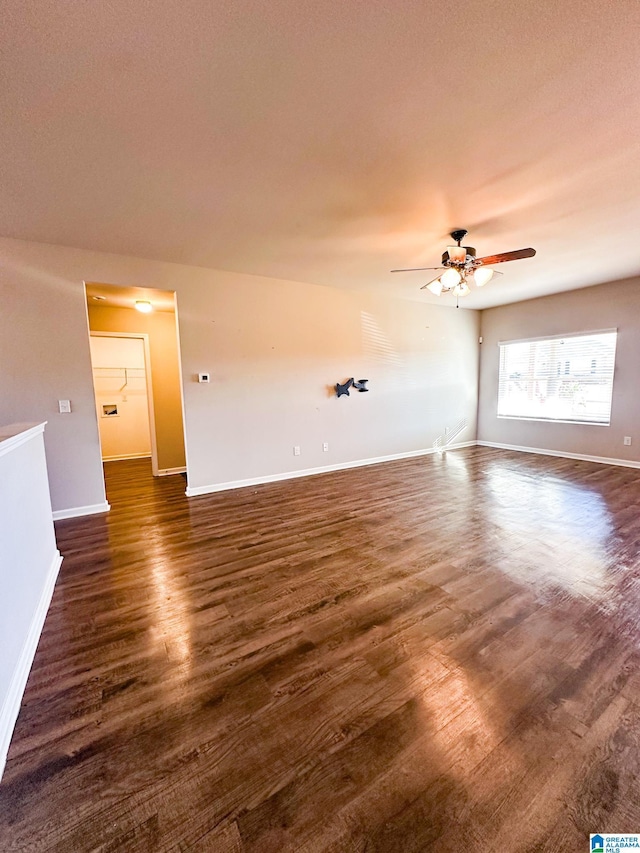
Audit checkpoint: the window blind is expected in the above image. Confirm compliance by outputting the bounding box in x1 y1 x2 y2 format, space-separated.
497 330 617 425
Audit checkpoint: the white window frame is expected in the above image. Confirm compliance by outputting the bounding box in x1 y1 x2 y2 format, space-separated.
496 329 617 427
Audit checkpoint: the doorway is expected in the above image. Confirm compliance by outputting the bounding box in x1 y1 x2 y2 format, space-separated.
85 283 187 486
89 332 157 469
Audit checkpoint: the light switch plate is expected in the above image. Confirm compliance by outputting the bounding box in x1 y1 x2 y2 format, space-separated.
58 399 71 413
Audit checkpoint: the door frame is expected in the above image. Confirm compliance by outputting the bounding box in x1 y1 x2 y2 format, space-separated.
89 331 159 476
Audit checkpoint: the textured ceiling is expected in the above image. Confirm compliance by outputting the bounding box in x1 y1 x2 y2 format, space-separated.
2 0 640 308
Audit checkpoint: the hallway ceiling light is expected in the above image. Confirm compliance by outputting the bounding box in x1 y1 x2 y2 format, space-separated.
135 300 153 313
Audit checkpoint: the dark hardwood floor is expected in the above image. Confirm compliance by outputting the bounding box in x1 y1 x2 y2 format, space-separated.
1 447 640 851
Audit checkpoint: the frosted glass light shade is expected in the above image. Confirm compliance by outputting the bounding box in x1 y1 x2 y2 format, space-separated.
453 281 471 297
474 267 494 287
135 300 153 313
426 278 444 296
448 246 466 263
440 267 461 287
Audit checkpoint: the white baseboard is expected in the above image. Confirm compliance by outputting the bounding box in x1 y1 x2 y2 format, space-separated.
52 501 111 521
102 453 151 462
477 440 640 469
185 441 477 497
157 466 187 477
0 550 63 781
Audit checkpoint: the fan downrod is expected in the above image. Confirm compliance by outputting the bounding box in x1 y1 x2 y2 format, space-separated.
450 229 468 245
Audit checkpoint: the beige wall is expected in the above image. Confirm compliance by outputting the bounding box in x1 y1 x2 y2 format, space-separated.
0 236 480 514
478 276 640 462
179 275 479 491
0 246 108 514
88 305 186 471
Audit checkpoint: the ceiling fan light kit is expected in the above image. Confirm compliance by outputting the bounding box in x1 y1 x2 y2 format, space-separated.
447 245 467 264
391 229 536 302
474 266 494 287
440 267 461 287
453 281 471 297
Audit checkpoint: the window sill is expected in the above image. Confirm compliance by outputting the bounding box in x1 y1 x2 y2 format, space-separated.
497 415 610 427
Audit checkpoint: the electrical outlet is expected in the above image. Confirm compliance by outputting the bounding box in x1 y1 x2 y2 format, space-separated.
444 426 449 434
624 436 632 446
293 446 301 456
58 399 71 414
323 442 329 452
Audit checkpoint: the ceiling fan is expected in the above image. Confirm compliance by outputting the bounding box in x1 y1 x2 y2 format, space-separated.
391 229 536 300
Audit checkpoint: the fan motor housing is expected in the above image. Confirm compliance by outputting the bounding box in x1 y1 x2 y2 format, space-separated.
442 246 476 266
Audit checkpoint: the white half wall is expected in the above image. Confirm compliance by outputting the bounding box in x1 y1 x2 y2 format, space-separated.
0 236 480 512
0 423 62 780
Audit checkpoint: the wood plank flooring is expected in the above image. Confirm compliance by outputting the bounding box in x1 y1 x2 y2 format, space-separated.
2 447 640 851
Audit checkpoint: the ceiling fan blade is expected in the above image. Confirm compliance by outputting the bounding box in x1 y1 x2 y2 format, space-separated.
475 248 536 265
420 273 444 291
390 266 445 273
472 268 504 278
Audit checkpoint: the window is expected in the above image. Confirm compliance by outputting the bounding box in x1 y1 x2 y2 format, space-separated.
497 330 617 425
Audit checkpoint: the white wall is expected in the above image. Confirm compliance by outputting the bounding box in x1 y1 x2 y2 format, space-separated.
0 236 480 513
478 276 640 463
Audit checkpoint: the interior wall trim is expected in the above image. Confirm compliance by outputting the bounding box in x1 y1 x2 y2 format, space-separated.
0 423 46 460
0 550 63 781
477 440 640 469
157 467 187 477
184 441 478 497
52 501 111 521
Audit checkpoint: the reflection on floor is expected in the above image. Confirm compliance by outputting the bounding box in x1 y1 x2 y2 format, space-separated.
1 448 640 852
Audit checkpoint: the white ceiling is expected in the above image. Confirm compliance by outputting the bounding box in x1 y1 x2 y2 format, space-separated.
2 0 640 308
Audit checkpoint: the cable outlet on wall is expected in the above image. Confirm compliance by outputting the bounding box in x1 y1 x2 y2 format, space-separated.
323 442 329 452
624 436 632 446
293 446 301 456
